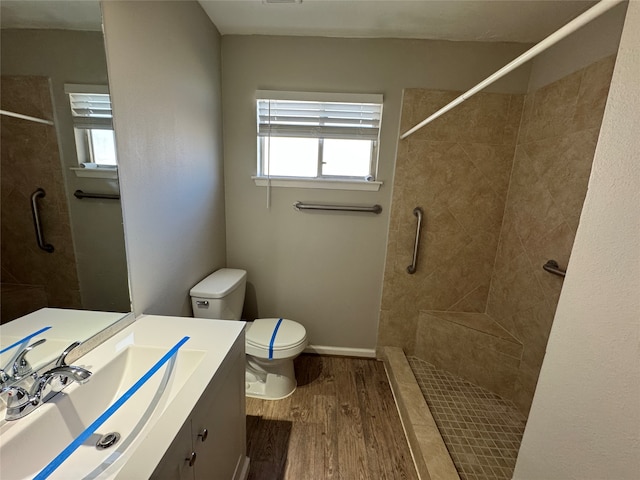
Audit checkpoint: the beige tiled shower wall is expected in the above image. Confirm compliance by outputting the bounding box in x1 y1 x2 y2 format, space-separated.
485 55 617 414
378 55 616 415
378 88 524 348
1 76 81 322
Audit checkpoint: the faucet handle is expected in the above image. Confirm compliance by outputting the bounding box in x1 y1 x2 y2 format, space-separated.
1 385 39 420
56 341 82 367
12 338 47 379
0 385 32 409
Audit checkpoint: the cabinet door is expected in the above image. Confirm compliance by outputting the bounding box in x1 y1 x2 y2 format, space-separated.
192 345 245 480
150 420 195 480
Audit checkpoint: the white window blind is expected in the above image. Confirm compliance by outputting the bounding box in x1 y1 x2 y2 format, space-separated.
68 93 112 129
255 91 383 189
257 99 382 141
65 85 113 129
65 85 117 167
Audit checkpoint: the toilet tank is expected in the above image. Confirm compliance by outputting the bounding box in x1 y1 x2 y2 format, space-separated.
190 269 247 320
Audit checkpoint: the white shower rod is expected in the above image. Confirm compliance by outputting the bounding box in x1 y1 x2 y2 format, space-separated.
0 109 54 126
400 0 625 140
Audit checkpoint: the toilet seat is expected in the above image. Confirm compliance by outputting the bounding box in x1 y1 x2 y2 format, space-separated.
246 318 307 359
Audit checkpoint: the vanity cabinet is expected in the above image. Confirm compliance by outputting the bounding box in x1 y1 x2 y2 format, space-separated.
150 334 247 480
152 422 193 480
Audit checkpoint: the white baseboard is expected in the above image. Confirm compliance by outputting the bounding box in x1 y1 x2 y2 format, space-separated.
235 456 250 480
303 344 377 358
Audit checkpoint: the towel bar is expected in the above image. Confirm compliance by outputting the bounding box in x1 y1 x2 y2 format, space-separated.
293 201 382 214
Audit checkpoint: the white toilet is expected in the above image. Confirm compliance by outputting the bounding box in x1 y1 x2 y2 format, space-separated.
190 268 307 400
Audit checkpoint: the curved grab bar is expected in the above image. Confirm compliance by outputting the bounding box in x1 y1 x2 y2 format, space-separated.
407 207 424 274
30 188 54 253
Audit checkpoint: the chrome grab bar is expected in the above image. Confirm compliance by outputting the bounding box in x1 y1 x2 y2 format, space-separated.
30 188 54 253
407 207 424 274
293 201 382 214
543 259 566 277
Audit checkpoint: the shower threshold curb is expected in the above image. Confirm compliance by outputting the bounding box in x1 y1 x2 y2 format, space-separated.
381 346 460 480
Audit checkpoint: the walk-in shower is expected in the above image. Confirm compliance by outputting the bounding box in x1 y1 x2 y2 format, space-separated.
1 76 82 322
380 52 618 479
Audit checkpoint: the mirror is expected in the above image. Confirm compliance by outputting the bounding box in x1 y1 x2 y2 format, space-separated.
0 309 132 386
0 1 131 367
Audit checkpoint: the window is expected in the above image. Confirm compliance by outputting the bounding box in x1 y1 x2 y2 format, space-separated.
65 85 117 167
256 91 383 190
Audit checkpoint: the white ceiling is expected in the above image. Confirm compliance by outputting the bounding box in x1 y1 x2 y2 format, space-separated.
198 0 599 43
0 1 103 31
1 0 599 44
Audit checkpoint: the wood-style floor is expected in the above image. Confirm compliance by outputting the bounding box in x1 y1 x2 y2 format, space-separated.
246 354 419 480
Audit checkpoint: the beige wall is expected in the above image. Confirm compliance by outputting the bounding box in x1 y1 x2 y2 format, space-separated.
487 55 616 413
514 1 640 477
221 35 531 352
379 89 523 351
1 29 129 313
102 1 226 316
527 2 626 91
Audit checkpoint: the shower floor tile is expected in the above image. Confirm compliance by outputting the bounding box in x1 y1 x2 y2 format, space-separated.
407 356 526 480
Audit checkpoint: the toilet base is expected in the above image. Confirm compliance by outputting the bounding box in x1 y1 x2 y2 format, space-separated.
245 355 297 400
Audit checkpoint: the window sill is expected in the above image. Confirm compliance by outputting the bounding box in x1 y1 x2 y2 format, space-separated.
70 167 118 179
252 176 382 191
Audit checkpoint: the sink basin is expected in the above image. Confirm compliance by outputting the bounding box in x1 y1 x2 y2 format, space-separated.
0 314 245 479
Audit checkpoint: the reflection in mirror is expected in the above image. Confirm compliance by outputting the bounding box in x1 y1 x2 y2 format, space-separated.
0 1 130 328
0 309 132 388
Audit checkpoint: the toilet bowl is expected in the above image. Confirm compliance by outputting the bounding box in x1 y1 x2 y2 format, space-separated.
244 318 307 399
190 269 307 400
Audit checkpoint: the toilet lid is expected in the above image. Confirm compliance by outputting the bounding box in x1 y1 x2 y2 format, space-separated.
246 318 306 350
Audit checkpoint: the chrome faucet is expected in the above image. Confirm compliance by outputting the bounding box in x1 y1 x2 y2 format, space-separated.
12 338 47 379
1 365 91 421
0 385 33 420
0 338 47 388
30 365 92 402
55 341 81 367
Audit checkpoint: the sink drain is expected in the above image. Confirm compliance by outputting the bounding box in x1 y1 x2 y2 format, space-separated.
96 432 121 449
